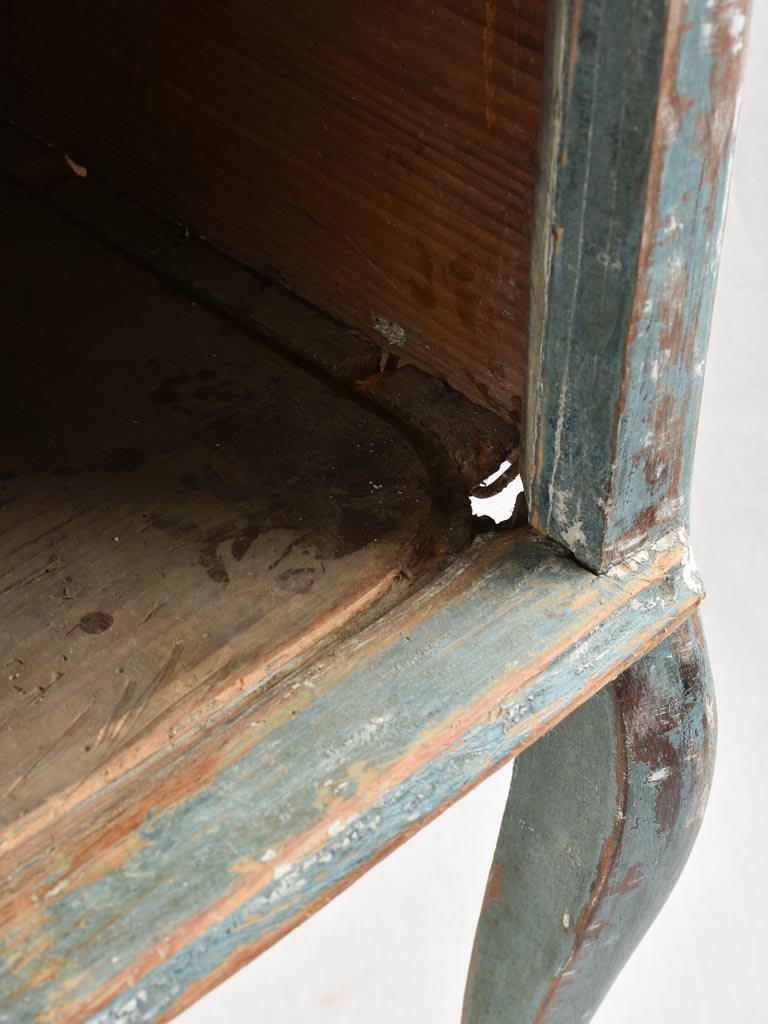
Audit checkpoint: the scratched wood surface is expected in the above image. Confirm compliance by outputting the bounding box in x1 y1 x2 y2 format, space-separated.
3 0 548 419
524 0 748 570
0 181 453 834
463 612 715 1023
0 120 523 501
0 524 703 1023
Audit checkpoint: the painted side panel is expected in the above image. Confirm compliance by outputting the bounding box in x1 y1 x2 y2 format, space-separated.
524 0 748 571
463 612 715 1022
0 528 701 1024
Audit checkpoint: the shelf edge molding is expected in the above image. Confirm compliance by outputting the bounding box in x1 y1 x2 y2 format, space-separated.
1 526 702 1024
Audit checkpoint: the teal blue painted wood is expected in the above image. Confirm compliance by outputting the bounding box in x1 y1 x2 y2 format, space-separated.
0 528 700 1023
0 4 747 1018
463 612 715 1023
524 0 748 571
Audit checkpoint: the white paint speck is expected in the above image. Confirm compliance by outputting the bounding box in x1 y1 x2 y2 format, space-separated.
728 9 746 55
559 519 588 551
596 250 622 272
260 848 277 862
681 541 701 592
372 315 406 347
647 766 671 784
662 214 684 237
43 879 68 900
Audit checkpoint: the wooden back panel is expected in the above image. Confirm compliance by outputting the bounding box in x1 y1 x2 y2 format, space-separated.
3 0 547 418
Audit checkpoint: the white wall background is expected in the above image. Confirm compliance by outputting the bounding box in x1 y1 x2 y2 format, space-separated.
180 8 768 1021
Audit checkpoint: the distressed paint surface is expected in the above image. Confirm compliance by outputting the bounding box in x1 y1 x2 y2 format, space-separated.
463 612 715 1022
524 0 748 571
0 6 746 1013
0 528 701 1023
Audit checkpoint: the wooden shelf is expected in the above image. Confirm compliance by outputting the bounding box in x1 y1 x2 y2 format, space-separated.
0 170 702 1024
0 182 450 835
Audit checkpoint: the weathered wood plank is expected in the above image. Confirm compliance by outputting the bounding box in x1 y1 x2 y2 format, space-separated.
463 612 715 1023
524 0 748 570
0 182 449 834
0 526 702 1023
3 0 549 418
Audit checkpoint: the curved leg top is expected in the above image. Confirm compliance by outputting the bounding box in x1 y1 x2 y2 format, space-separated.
463 612 715 1024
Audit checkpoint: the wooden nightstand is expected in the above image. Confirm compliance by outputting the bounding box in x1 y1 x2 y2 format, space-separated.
0 2 747 1020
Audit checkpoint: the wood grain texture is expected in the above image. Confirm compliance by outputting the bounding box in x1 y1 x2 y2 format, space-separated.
463 612 715 1023
3 0 549 419
0 525 702 1023
523 0 748 570
0 120 523 495
0 182 450 833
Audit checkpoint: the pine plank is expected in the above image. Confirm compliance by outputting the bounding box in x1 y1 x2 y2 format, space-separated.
3 0 548 418
0 183 444 834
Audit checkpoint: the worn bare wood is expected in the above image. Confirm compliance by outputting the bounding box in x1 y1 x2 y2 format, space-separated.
523 0 748 570
0 181 456 833
463 612 716 1023
3 0 549 418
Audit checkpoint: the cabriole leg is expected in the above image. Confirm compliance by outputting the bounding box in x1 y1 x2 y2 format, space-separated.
462 612 715 1023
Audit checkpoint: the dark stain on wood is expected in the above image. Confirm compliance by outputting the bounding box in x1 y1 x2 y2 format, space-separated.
101 448 146 474
78 612 115 635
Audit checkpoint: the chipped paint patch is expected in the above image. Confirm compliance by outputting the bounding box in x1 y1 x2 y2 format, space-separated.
525 0 747 572
372 315 406 347
559 519 588 551
681 540 701 592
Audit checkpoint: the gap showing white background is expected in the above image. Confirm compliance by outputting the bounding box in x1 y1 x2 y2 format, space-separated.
469 460 524 523
180 10 768 1020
